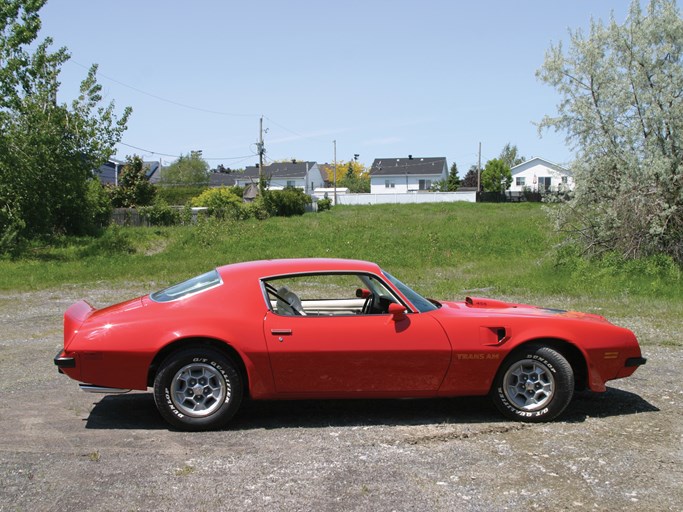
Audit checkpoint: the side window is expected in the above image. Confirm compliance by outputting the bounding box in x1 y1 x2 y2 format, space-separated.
263 273 399 317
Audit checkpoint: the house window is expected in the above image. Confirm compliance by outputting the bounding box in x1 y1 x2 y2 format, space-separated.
385 180 395 188
538 177 552 192
561 176 568 184
287 180 296 188
516 177 525 187
418 179 432 190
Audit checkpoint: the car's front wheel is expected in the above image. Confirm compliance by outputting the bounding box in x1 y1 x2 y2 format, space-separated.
153 348 243 431
491 345 574 422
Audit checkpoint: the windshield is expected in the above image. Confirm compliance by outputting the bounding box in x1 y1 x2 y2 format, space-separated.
382 271 438 313
150 270 222 303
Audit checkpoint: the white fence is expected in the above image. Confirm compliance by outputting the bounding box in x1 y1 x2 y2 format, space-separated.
334 191 476 206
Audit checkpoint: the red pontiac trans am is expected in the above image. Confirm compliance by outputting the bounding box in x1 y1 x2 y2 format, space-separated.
55 258 646 430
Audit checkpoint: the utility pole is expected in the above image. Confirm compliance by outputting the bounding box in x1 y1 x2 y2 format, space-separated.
333 140 337 205
477 142 482 192
305 161 309 192
257 116 265 193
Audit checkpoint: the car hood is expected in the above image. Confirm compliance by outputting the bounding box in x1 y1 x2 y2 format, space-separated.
437 296 611 323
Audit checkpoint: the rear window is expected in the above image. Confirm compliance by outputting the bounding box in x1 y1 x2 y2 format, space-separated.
150 270 222 303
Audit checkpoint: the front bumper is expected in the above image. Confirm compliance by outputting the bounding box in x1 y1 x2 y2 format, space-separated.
625 356 647 368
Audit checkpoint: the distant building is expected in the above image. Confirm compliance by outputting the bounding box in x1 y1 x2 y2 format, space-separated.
94 158 125 185
233 161 323 193
508 157 574 193
94 158 161 185
369 156 448 194
209 172 237 187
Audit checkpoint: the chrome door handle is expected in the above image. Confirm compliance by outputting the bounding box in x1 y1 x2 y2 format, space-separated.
271 329 292 336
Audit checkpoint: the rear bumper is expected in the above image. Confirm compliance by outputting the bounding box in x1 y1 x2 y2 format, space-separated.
54 350 75 373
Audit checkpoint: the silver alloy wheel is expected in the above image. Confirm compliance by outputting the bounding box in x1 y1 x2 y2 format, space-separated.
170 362 229 417
503 359 555 411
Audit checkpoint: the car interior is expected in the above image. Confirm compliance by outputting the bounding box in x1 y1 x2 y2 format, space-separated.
263 273 400 317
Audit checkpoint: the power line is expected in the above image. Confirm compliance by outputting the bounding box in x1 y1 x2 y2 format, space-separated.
264 116 332 143
70 60 257 118
117 141 255 161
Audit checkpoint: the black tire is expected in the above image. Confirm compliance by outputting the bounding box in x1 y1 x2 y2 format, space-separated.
491 345 574 422
153 348 243 431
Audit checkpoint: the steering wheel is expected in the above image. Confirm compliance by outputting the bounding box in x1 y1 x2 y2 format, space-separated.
361 293 375 315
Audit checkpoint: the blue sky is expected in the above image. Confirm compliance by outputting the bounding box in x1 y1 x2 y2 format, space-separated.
39 0 637 171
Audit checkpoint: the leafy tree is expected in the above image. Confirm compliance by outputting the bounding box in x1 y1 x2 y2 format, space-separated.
538 0 683 262
340 172 370 193
110 156 156 207
499 143 526 169
461 165 479 188
0 0 130 249
326 160 370 192
319 160 369 191
481 159 512 193
161 152 210 185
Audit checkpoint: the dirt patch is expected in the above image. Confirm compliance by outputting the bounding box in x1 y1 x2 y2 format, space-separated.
0 287 681 511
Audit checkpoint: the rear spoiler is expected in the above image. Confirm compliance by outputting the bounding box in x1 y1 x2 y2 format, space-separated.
64 300 96 346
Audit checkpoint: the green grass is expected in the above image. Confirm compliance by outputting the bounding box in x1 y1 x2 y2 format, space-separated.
1 202 680 297
2 202 680 345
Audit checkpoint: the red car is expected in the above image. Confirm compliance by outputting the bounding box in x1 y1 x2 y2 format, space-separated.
55 258 646 430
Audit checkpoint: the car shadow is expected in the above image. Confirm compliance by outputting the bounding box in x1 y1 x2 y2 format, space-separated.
84 386 658 431
562 386 659 422
84 393 166 430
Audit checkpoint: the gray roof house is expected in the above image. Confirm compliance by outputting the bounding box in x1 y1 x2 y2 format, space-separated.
94 158 161 185
209 172 237 187
233 161 323 193
94 158 125 185
369 156 448 194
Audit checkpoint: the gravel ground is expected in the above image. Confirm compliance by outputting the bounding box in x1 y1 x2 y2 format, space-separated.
0 287 681 511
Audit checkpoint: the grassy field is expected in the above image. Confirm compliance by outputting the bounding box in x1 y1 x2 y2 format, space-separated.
1 202 681 345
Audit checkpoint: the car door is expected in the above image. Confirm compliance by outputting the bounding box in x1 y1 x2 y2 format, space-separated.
263 310 452 396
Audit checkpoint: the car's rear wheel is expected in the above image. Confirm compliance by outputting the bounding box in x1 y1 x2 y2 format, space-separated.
491 345 574 422
153 348 243 431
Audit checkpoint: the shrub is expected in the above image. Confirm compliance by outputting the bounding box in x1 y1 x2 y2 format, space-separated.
155 186 208 206
264 187 311 217
83 179 113 232
242 197 271 220
317 198 332 212
139 198 180 226
110 156 156 207
78 225 135 257
191 187 242 218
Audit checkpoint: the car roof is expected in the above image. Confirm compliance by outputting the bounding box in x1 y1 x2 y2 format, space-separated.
216 258 383 280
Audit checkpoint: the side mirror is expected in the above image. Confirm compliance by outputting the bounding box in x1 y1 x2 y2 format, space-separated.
388 302 407 321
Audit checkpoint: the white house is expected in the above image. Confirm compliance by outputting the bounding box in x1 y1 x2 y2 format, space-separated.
234 161 323 193
369 156 448 194
509 157 574 193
